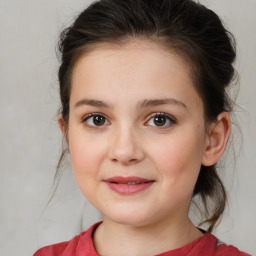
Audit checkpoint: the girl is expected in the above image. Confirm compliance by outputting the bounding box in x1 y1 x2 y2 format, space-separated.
34 0 250 255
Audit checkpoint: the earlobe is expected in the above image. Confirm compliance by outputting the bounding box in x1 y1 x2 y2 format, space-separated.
202 112 231 166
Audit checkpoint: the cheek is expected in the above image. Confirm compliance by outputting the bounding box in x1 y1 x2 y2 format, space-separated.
151 130 205 184
67 131 107 203
68 128 107 180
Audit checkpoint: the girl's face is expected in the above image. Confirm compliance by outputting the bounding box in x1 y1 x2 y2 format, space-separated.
66 40 210 227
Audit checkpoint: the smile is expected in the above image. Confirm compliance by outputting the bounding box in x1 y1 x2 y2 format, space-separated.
103 176 155 195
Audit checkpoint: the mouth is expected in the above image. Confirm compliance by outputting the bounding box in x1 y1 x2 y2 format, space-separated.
104 176 155 184
103 176 155 195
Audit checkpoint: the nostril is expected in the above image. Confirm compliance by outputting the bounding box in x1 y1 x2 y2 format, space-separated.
129 159 138 163
111 157 140 165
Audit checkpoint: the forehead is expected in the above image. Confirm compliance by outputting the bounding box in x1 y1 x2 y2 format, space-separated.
72 39 193 81
70 39 202 110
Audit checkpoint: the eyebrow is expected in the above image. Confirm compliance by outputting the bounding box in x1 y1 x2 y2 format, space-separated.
73 98 187 109
138 98 187 109
74 99 110 109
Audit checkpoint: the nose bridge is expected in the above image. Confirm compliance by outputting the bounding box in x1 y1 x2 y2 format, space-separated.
109 122 144 165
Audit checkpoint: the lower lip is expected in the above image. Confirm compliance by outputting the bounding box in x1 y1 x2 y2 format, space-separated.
105 182 154 195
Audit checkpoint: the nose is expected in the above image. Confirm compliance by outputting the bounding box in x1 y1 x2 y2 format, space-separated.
108 126 145 165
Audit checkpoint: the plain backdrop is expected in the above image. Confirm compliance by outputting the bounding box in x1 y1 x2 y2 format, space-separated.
0 0 255 255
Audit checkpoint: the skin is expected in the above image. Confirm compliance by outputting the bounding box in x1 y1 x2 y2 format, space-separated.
58 40 231 256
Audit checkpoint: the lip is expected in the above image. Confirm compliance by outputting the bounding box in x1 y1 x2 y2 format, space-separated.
103 176 155 195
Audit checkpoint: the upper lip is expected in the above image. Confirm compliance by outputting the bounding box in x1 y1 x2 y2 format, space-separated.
103 176 155 184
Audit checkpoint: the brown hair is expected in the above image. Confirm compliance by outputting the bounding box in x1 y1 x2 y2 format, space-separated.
56 0 236 232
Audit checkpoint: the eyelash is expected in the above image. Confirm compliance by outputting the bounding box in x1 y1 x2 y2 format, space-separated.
145 112 177 128
81 112 176 129
81 112 110 128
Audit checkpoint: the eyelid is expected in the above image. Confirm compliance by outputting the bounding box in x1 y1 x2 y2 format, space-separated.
147 112 176 121
81 112 111 127
145 112 177 127
81 112 176 128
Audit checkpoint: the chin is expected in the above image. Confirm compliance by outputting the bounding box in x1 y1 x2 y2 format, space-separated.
103 208 159 227
113 218 151 227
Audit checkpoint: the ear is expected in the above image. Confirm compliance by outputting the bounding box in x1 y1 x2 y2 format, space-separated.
202 112 231 166
58 114 67 137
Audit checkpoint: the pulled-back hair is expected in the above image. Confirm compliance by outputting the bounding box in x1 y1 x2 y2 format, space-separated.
57 0 236 232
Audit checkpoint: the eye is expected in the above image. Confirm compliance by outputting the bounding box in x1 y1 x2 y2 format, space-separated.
82 113 110 127
146 112 176 128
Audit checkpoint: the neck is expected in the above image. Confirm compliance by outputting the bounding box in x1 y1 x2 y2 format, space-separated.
93 215 203 256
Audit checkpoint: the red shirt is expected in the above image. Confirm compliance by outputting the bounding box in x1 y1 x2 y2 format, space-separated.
34 222 250 256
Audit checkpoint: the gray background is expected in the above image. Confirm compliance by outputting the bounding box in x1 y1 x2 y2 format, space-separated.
0 0 255 255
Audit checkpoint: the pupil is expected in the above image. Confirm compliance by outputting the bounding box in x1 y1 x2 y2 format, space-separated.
93 116 105 125
154 116 166 126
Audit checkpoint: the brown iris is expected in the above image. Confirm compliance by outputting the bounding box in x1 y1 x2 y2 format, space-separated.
154 116 167 126
93 115 105 126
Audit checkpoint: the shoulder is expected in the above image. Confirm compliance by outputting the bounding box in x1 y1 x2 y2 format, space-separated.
200 233 251 256
33 232 86 256
215 241 251 256
33 222 102 256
